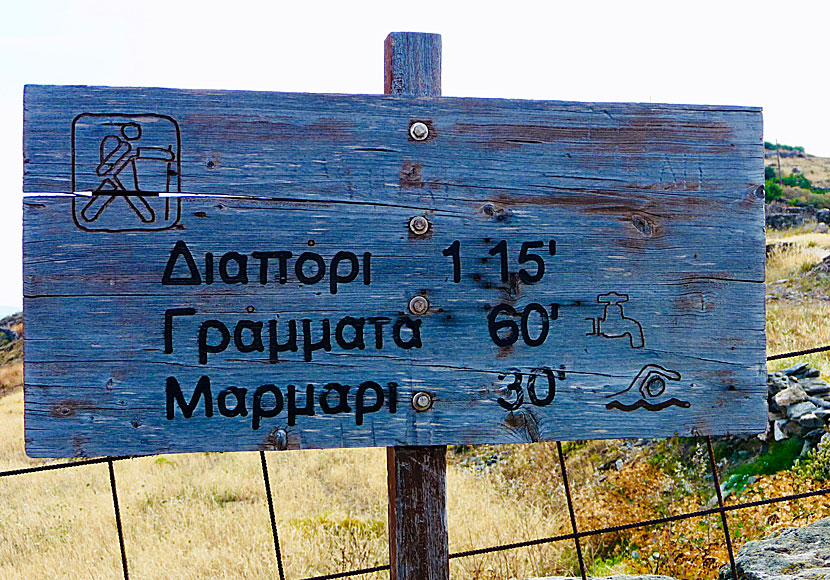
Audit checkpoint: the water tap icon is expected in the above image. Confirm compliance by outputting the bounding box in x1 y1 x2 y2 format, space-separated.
586 292 645 349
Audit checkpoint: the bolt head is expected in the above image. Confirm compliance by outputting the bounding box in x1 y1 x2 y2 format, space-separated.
412 391 433 411
274 428 288 451
408 215 430 235
408 295 430 315
409 121 429 141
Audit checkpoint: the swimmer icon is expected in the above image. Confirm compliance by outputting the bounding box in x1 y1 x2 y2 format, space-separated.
606 364 691 412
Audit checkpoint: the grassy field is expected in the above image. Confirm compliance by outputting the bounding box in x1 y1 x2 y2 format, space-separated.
766 151 830 190
766 228 830 375
2 226 830 579
0 387 580 580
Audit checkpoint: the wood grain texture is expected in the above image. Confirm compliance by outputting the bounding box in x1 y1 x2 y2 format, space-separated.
387 446 447 580
23 85 762 211
383 31 449 580
24 189 765 457
384 32 442 96
23 80 766 457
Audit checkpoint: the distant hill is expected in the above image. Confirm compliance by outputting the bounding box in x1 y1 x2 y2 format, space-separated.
766 146 830 190
0 312 23 394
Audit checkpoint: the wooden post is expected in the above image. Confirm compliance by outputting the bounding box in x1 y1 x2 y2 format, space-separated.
384 32 449 580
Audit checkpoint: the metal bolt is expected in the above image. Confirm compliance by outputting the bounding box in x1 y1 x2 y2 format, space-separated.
408 215 430 235
409 121 429 141
274 428 288 451
408 295 430 315
412 391 433 412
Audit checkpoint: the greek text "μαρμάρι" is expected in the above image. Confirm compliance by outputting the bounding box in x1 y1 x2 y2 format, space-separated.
166 375 397 429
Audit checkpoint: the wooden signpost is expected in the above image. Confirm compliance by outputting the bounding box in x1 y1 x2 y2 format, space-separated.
23 31 766 580
23 36 767 459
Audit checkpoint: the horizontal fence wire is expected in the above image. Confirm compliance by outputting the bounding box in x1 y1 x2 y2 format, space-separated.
0 454 135 478
2 343 829 580
767 344 830 361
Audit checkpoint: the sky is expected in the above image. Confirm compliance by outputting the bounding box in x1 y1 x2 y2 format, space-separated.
2 0 829 312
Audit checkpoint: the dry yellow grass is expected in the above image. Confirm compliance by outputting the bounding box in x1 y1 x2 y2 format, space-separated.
0 387 578 580
766 298 830 374
3 224 830 579
768 155 830 189
766 152 830 189
0 362 22 391
765 243 827 284
765 229 830 246
765 232 830 373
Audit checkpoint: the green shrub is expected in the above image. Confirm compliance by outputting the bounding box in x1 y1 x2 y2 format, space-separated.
781 173 813 190
765 180 783 202
803 191 830 209
765 141 806 153
795 438 830 481
765 166 777 180
727 438 802 478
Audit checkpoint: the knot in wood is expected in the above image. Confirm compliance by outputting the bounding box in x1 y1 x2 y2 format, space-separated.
631 214 654 237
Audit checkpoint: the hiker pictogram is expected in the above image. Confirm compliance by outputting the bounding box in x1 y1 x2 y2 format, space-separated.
71 113 181 232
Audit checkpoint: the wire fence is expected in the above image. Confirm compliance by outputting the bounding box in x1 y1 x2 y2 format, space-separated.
3 346 829 580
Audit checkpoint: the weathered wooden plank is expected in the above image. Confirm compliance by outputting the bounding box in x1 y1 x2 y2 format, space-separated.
23 85 762 215
23 190 765 457
387 446 447 580
385 32 442 96
383 31 449 580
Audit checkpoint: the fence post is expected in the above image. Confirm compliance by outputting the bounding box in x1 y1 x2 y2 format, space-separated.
384 31 449 580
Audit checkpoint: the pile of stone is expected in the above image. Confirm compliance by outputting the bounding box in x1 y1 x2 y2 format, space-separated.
539 576 675 580
766 363 830 447
718 517 830 580
765 202 830 230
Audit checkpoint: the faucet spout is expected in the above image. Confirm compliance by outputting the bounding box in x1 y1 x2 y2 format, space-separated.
591 293 645 349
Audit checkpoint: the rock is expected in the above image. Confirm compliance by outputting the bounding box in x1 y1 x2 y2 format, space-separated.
803 429 826 443
783 362 811 377
822 432 830 446
788 401 818 420
798 413 825 430
808 396 830 409
813 255 830 273
774 420 788 441
539 576 677 580
598 456 622 471
817 223 830 234
784 420 806 438
718 517 830 580
800 378 830 396
768 373 790 390
765 365 830 442
815 409 830 422
775 385 809 408
767 213 805 230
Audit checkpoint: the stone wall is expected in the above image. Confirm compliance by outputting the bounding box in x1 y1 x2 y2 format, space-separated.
766 363 830 450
